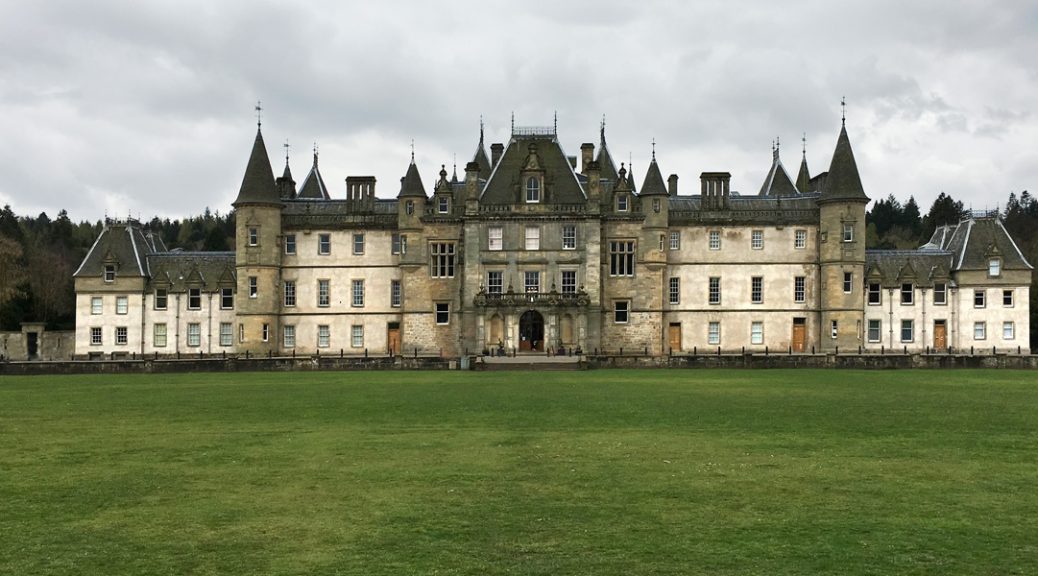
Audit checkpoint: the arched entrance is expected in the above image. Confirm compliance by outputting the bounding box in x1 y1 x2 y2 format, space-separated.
519 310 544 352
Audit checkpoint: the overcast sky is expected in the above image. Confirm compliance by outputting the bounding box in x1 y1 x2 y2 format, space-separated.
1 1 1036 222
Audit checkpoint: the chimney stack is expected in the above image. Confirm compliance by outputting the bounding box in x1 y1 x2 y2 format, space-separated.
580 143 595 175
491 143 504 168
667 174 678 196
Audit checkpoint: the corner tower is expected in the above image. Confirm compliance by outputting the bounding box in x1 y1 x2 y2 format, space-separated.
817 119 869 351
233 127 283 355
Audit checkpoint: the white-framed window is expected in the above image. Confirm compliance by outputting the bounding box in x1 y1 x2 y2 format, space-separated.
524 271 540 293
708 322 720 345
219 323 232 347
487 271 503 295
751 229 763 250
104 265 116 283
318 325 330 348
794 229 807 249
115 326 128 346
187 323 201 347
285 234 296 255
751 276 763 304
988 258 1001 277
391 280 401 307
90 327 102 345
609 240 635 277
352 279 364 307
318 279 330 307
831 320 839 339
867 319 881 343
1003 289 1014 307
405 200 414 215
750 321 763 345
867 283 881 305
116 296 128 315
933 283 947 305
1003 321 1015 340
262 323 269 342
392 233 406 255
526 176 540 203
91 296 102 315
901 283 914 305
669 277 680 305
438 196 449 214
430 242 456 278
353 233 365 255
901 319 914 342
561 270 576 294
843 272 853 294
248 227 258 246
614 301 629 324
708 277 721 305
435 303 450 325
562 225 576 249
154 323 167 347
188 288 201 310
708 230 721 250
283 325 295 348
154 289 167 310
974 321 986 340
238 323 245 343
658 234 665 251
794 276 806 303
221 288 234 309
351 325 364 348
842 223 854 242
974 289 985 308
283 280 296 307
669 230 680 250
248 277 258 298
617 194 629 212
525 227 540 250
318 233 331 255
488 227 503 251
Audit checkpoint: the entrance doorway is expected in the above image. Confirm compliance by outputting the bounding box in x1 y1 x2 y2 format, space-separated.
933 319 947 350
519 310 544 352
668 323 682 352
387 322 400 355
27 331 39 360
792 318 806 352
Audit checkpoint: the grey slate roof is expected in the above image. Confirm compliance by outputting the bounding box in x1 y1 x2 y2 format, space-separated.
865 250 953 287
796 155 811 193
940 216 1033 271
820 125 869 203
297 154 331 200
480 137 586 205
758 149 800 197
398 161 427 198
73 220 158 278
640 158 668 196
146 252 236 292
233 129 281 206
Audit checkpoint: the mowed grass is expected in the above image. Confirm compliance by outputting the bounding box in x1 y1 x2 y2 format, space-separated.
1 370 1037 575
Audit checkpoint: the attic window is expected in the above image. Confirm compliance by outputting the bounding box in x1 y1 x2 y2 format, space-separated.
988 258 1001 277
617 195 629 212
526 177 540 203
438 196 449 213
104 265 116 283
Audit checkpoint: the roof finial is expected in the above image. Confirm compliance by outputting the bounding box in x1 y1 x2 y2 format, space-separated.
553 110 558 135
802 132 807 157
841 96 846 127
651 138 656 162
479 115 484 144
600 114 606 142
410 138 415 163
255 100 262 129
284 139 290 166
511 112 515 134
313 141 319 167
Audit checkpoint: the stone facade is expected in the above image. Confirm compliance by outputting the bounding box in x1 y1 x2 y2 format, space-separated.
72 117 1033 358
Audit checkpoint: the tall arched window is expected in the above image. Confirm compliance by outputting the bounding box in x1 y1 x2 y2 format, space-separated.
526 177 540 203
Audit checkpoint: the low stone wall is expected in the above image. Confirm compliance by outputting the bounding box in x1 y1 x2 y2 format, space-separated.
587 352 1038 370
0 330 75 361
0 355 454 376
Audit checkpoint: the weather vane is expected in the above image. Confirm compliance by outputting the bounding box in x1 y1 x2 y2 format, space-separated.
841 96 846 126
255 100 262 128
284 139 290 163
651 138 656 161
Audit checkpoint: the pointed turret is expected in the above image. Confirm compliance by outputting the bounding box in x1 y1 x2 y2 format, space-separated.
472 121 492 180
640 151 668 196
595 121 620 184
821 125 869 202
233 129 280 206
398 159 427 198
276 155 296 199
758 140 799 197
297 151 331 200
796 136 811 193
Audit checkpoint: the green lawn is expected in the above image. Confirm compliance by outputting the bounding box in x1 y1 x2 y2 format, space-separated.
1 370 1036 575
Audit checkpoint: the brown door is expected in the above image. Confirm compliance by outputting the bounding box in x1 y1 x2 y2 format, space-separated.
387 323 401 355
933 320 947 350
668 323 682 352
792 318 806 352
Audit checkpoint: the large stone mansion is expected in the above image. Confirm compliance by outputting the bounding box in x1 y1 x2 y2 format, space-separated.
73 116 1032 358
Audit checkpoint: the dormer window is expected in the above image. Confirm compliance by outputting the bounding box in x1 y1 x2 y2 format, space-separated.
526 177 540 203
438 196 449 213
104 265 116 283
988 258 1001 277
617 194 629 212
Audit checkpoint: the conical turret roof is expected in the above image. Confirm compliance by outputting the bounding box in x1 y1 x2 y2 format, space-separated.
233 129 280 206
796 153 811 193
640 156 668 196
822 125 869 202
398 160 427 198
